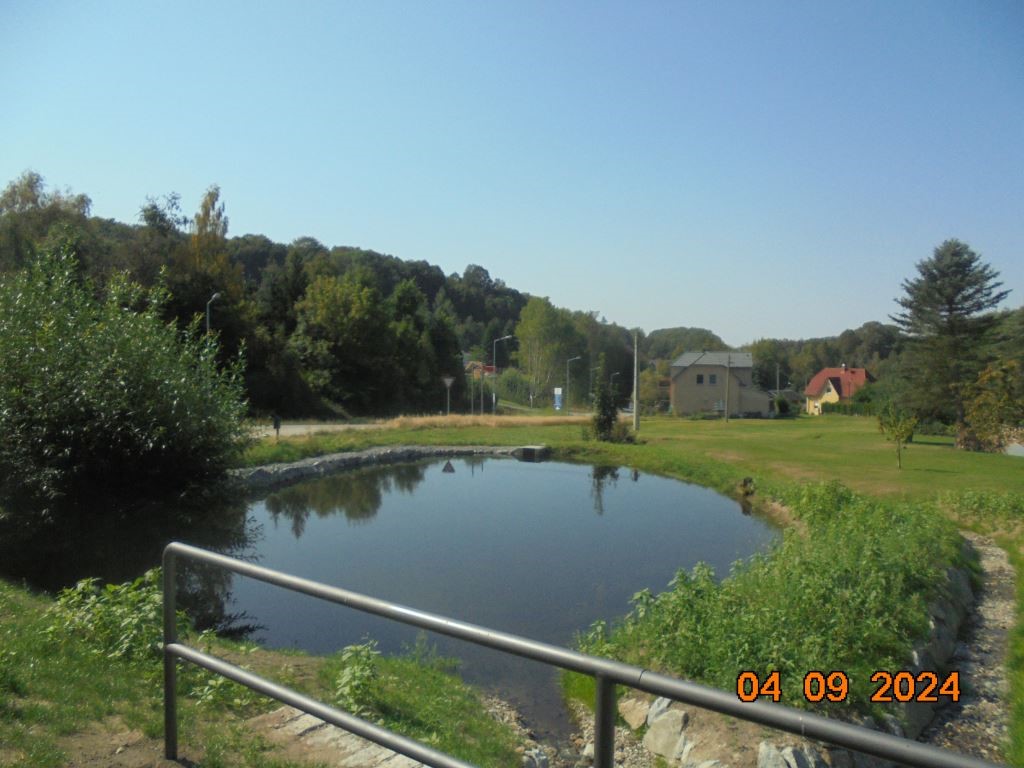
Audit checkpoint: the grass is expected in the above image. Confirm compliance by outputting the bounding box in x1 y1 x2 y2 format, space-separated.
0 573 523 767
241 414 1023 500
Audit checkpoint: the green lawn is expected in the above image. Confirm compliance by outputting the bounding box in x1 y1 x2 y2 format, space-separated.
242 414 1023 501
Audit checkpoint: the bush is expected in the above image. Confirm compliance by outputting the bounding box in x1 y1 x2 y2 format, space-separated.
0 248 248 522
44 568 173 663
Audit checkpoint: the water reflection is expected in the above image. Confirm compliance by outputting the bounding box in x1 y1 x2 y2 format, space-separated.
264 463 430 535
589 465 619 515
0 480 261 635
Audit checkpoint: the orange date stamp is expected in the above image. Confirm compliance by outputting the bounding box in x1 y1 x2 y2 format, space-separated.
736 670 960 704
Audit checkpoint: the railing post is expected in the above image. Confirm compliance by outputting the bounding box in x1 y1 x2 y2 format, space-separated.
594 674 616 768
163 549 178 760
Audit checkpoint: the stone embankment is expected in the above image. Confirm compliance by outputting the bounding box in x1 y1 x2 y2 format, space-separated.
232 445 544 492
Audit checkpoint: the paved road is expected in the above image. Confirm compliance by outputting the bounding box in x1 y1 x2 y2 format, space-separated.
251 422 382 439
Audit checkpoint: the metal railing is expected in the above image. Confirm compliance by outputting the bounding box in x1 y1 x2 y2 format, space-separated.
162 542 1000 768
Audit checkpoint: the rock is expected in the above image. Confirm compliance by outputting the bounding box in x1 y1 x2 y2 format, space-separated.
672 733 696 763
693 761 722 768
796 745 829 768
780 745 811 768
646 696 673 727
825 749 854 768
583 742 594 759
757 741 788 768
618 697 650 730
523 748 549 768
642 709 688 758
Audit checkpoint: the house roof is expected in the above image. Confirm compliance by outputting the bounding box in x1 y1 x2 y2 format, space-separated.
671 351 753 369
804 367 873 398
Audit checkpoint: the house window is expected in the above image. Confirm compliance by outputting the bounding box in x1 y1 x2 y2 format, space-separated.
709 374 717 385
696 374 704 384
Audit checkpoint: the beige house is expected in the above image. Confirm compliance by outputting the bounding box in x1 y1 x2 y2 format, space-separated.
669 351 772 417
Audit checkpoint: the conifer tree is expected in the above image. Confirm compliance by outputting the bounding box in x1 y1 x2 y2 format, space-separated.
892 239 1009 445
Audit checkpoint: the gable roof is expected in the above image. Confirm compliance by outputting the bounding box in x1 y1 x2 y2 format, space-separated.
671 351 752 370
804 367 873 398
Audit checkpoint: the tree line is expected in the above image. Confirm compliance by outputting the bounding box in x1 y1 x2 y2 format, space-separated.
1 172 1019 449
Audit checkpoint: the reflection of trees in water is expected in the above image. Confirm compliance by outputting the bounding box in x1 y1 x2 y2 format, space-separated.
265 462 429 537
590 466 620 515
0 480 262 637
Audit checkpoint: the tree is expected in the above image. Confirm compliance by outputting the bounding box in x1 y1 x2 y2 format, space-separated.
0 247 248 523
591 355 618 441
878 401 917 470
513 297 583 406
892 239 1010 445
963 360 1024 452
290 271 392 413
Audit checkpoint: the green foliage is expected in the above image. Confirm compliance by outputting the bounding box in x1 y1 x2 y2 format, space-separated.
332 640 381 716
877 400 918 469
44 569 173 662
892 239 1011 438
578 482 959 721
644 327 727 361
821 400 874 416
514 296 585 406
963 359 1024 452
43 568 259 714
0 248 249 521
319 638 521 764
592 355 619 441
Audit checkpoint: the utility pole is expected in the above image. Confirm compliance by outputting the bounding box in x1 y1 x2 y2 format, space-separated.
724 353 731 423
633 331 640 432
566 356 581 415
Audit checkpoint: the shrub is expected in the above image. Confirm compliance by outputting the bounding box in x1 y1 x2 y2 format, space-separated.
0 248 248 523
44 568 176 662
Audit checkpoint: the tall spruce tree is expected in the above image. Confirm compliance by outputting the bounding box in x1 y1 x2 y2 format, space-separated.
891 239 1010 445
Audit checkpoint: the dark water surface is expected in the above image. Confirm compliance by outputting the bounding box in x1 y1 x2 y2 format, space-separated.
0 457 777 739
230 457 778 737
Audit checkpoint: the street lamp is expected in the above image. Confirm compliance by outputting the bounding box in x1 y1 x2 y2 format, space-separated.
491 335 513 414
566 356 581 414
205 292 221 334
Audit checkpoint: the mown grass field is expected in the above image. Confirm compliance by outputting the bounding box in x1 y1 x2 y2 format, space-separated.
243 413 1023 501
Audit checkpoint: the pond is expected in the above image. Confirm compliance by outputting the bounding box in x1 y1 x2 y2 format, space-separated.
227 457 779 737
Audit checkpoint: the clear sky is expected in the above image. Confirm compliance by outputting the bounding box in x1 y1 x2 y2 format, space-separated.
3 0 1022 346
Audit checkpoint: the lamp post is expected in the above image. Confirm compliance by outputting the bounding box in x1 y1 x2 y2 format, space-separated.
205 292 221 334
566 356 581 414
491 335 513 414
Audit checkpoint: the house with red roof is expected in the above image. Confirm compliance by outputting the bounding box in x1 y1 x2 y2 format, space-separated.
804 365 874 415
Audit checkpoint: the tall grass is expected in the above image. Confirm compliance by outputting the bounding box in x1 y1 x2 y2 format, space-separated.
575 481 963 723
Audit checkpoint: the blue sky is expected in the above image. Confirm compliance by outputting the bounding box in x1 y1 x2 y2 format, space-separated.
3 1 1022 346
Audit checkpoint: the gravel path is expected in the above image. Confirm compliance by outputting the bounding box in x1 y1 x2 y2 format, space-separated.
920 531 1013 764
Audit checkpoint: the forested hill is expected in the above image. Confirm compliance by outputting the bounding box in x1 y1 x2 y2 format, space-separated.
4 172 1017 422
